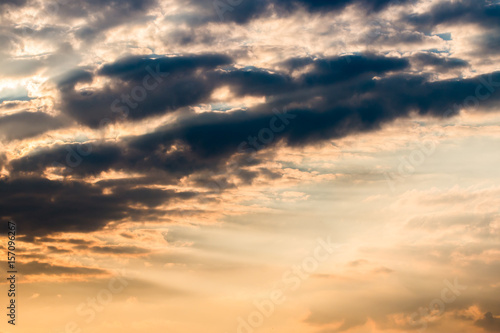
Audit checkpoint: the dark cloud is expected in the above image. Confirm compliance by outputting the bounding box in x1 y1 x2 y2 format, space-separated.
59 54 232 127
56 68 94 90
118 187 198 208
0 177 128 238
286 54 410 86
0 0 27 8
52 0 158 41
165 28 217 46
0 101 30 111
0 32 16 55
0 177 199 238
0 1 155 43
58 54 407 129
411 53 469 72
52 0 155 18
407 0 500 32
0 57 46 78
475 312 500 332
9 54 500 181
18 261 107 276
0 112 65 141
362 29 429 46
274 0 414 14
35 237 94 245
200 0 269 24
47 245 71 253
98 54 232 79
0 153 7 170
193 0 414 25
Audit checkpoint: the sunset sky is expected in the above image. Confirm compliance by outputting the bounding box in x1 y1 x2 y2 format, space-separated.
1 0 500 332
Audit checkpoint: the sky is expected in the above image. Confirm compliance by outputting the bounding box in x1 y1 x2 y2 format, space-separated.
0 0 500 332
